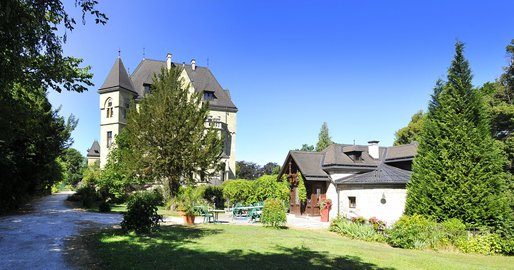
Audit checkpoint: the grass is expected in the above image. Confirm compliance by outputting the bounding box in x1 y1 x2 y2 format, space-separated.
90 224 514 270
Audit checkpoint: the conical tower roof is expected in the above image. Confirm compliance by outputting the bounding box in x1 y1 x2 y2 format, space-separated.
98 57 136 93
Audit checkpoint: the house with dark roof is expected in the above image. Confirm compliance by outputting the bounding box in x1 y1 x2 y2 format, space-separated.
279 141 417 224
93 53 238 183
86 140 100 166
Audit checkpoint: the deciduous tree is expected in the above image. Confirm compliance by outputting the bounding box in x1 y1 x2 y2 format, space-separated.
393 110 425 146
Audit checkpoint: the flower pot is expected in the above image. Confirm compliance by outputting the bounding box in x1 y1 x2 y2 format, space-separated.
183 214 195 225
320 207 329 222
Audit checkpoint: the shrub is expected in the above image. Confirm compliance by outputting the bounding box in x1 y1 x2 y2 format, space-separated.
262 198 287 228
456 232 503 255
202 185 225 209
368 217 386 232
121 191 163 234
222 179 254 205
250 175 290 204
67 185 99 208
98 201 111 213
330 216 386 242
388 214 442 249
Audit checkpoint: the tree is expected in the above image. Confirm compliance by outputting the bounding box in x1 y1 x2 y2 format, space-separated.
61 148 85 187
0 0 107 96
393 110 425 145
0 0 106 212
405 41 513 233
296 144 315 151
0 86 76 212
261 162 280 175
236 161 262 180
481 40 514 172
316 122 333 151
124 67 223 197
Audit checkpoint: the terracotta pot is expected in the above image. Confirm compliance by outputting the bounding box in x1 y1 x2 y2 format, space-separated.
320 207 329 222
182 214 195 225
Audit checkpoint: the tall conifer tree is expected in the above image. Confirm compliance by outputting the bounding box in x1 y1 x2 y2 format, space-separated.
405 42 513 233
316 122 334 151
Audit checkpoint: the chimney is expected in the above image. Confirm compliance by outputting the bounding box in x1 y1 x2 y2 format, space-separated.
166 53 172 70
191 58 196 71
368 140 380 159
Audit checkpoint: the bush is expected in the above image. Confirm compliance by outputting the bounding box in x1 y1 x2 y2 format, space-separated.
223 176 290 206
456 232 503 255
388 215 469 250
261 198 287 228
330 216 386 242
121 191 163 234
222 179 254 205
202 185 225 209
249 175 290 204
98 201 111 213
388 214 442 249
67 185 99 208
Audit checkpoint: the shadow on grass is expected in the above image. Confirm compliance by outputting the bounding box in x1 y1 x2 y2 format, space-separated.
92 225 395 270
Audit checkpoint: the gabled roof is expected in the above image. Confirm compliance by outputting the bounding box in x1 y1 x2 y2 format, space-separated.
335 163 411 185
98 57 136 94
87 141 100 157
129 59 238 112
385 142 418 161
281 151 329 181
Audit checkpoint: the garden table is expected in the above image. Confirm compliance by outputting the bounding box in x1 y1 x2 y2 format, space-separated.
209 209 225 223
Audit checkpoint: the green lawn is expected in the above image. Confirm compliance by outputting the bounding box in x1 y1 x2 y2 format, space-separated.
91 224 514 270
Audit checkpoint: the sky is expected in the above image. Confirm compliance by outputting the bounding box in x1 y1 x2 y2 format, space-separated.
49 0 514 166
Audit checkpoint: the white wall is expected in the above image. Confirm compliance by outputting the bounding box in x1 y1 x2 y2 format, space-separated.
326 181 337 220
337 185 406 226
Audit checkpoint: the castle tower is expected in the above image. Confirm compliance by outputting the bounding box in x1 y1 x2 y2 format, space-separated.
98 57 137 167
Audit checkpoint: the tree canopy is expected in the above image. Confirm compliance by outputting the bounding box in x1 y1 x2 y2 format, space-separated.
0 0 106 213
394 110 425 146
124 67 223 197
405 41 513 233
316 122 334 151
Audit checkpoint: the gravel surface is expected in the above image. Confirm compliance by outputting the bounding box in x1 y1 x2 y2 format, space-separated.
0 192 121 270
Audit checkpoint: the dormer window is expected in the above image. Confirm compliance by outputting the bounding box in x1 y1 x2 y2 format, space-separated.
203 90 216 101
143 84 151 94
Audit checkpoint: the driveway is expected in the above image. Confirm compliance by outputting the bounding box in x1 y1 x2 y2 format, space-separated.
0 192 121 270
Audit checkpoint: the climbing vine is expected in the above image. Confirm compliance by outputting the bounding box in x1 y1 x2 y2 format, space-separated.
297 171 307 203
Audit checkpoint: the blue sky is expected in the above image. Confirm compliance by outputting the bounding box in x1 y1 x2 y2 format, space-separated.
49 1 514 166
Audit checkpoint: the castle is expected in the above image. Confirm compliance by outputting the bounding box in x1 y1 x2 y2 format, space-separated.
87 53 238 183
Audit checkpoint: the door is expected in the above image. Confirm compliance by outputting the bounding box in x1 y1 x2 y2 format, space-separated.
306 182 325 216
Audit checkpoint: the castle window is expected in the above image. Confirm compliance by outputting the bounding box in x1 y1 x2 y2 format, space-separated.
203 90 216 101
105 98 113 118
107 131 113 148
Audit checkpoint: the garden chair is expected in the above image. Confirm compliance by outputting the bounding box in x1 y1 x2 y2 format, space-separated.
232 203 243 218
196 205 213 223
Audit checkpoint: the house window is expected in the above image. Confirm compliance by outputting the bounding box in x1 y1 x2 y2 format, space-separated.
107 131 113 148
105 98 113 118
349 196 356 208
203 90 216 101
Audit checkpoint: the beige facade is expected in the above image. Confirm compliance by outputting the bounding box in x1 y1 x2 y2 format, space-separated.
97 55 238 183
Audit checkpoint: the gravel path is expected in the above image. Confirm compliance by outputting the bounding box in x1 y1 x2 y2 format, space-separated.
0 192 121 270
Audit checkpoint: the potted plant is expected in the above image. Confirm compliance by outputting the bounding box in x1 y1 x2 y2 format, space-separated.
319 198 332 222
176 186 202 225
